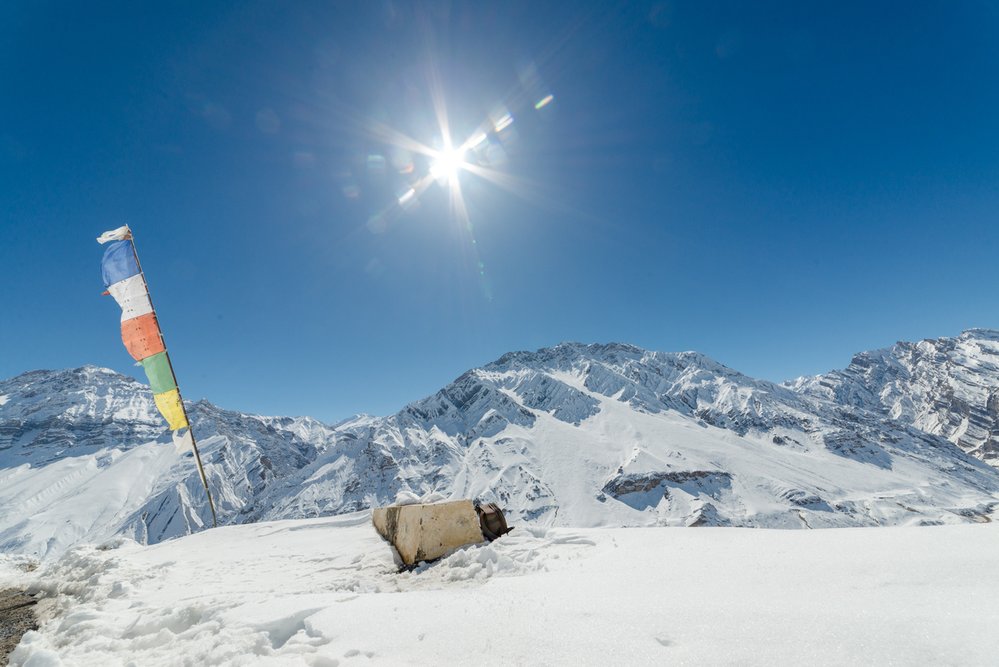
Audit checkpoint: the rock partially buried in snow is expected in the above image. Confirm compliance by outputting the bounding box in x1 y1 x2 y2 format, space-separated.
372 500 486 565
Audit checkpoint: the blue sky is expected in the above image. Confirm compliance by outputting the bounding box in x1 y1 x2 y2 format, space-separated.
3 1 998 422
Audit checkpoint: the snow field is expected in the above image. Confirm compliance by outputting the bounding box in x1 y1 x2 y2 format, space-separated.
7 515 999 666
0 445 184 559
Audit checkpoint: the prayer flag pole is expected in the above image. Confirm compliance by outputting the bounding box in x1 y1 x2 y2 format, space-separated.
98 225 218 528
127 234 218 528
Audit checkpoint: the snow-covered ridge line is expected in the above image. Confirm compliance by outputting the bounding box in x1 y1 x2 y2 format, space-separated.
2 329 999 559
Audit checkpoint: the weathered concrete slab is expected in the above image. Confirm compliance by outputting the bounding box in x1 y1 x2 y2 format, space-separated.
372 500 484 565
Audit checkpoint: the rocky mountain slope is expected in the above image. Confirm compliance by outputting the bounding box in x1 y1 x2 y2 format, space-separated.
791 328 999 462
2 330 998 558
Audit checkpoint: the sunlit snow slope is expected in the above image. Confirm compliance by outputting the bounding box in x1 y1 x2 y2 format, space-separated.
3 330 999 558
4 516 998 666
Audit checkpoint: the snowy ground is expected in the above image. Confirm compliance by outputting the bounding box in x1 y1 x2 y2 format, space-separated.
3 516 998 666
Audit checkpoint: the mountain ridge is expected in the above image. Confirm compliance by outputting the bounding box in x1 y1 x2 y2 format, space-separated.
2 329 998 558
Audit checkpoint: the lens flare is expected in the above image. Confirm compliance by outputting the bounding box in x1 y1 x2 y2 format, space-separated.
534 94 554 110
334 43 568 301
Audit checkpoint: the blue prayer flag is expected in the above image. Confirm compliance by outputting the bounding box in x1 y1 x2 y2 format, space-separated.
101 240 140 287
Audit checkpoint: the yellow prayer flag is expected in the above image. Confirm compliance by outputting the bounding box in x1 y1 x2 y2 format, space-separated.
154 388 189 431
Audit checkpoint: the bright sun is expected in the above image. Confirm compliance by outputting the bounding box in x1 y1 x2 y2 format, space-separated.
429 145 466 182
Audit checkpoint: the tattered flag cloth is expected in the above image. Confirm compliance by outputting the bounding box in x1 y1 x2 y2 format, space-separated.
172 429 194 454
96 224 132 244
98 225 217 526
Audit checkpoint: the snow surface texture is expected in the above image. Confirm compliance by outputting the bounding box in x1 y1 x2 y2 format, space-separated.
4 516 999 665
2 331 999 559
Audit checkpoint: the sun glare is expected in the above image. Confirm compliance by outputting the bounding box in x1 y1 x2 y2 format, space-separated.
429 145 466 182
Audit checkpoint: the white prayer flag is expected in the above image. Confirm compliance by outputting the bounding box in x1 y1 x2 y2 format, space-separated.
96 225 132 244
106 274 153 321
172 428 194 454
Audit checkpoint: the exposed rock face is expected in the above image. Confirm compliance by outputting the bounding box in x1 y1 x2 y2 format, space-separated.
601 470 733 512
791 329 999 462
0 588 37 665
2 330 999 558
0 367 164 465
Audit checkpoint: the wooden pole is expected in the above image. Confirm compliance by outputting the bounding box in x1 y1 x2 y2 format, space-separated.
126 230 218 528
186 430 218 528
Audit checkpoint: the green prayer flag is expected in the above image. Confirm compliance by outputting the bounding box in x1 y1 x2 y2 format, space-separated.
142 351 177 394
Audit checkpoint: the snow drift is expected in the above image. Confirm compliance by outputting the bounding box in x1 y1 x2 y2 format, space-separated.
4 516 999 665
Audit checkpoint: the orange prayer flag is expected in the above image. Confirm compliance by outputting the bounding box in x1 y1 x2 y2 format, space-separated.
120 312 165 361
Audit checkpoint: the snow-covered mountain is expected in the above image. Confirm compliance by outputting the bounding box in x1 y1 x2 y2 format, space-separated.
791 328 999 463
3 330 999 558
0 367 337 556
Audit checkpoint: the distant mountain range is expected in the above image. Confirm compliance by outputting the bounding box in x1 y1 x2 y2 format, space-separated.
2 329 998 558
